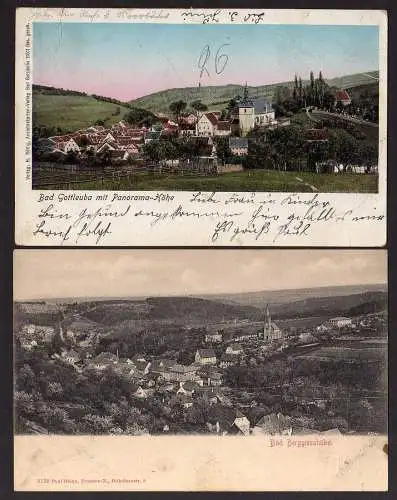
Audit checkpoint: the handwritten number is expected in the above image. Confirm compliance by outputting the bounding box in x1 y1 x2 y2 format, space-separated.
215 43 230 75
198 45 211 78
198 43 230 78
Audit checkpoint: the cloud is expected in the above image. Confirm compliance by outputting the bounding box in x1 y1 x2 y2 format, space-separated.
14 250 387 300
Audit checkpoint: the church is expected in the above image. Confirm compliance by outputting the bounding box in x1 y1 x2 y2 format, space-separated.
237 84 275 136
258 304 283 341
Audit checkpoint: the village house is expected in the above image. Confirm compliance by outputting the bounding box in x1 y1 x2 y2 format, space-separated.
207 371 223 387
196 387 219 405
252 412 293 436
176 394 194 409
219 354 236 368
18 336 38 350
50 136 81 155
180 113 197 126
317 316 353 331
205 332 223 344
335 89 352 107
196 113 232 137
179 123 196 136
150 359 178 374
226 343 243 356
89 352 118 370
112 362 137 380
61 350 81 366
305 128 329 142
144 130 162 143
134 386 152 399
195 349 217 365
207 407 251 435
161 363 200 383
131 355 151 375
177 380 201 396
229 137 249 156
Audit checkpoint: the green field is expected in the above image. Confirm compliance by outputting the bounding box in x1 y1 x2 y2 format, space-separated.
56 169 378 192
33 94 131 132
295 343 386 362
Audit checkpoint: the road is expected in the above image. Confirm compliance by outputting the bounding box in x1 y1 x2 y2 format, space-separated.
310 109 378 128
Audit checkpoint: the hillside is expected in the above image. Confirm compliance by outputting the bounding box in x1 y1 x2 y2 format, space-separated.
79 296 261 327
198 283 387 308
129 70 379 113
32 92 131 133
270 291 387 319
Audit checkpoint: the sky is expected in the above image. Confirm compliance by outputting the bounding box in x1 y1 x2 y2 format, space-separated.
32 23 379 101
14 250 386 300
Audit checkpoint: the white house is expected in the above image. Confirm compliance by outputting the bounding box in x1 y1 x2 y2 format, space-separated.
134 386 150 399
234 410 251 436
195 349 217 365
196 112 218 136
215 121 232 136
205 332 223 343
229 137 249 156
226 344 243 356
196 113 231 137
318 317 353 331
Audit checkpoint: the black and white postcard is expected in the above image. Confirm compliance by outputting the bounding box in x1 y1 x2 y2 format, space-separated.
13 249 388 491
15 8 387 246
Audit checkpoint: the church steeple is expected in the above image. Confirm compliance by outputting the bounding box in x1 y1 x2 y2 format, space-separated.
262 304 271 340
243 82 249 101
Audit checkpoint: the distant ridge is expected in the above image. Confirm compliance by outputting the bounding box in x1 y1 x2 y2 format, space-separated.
15 283 386 304
195 283 387 308
129 70 379 113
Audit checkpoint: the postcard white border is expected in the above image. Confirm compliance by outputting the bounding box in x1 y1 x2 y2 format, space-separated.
15 8 388 247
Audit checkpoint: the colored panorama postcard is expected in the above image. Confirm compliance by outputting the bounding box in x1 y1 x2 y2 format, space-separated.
15 8 387 246
13 249 388 491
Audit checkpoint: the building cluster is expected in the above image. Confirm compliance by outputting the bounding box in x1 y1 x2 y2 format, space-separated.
37 85 281 163
38 120 151 161
16 300 383 436
316 316 354 332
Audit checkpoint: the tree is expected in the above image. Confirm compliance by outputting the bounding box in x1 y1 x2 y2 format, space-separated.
124 107 156 127
309 71 315 105
318 71 325 107
298 77 303 107
227 98 238 117
169 100 187 122
213 136 231 164
293 74 298 102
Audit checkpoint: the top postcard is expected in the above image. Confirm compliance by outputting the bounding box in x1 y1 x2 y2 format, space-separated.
15 9 387 246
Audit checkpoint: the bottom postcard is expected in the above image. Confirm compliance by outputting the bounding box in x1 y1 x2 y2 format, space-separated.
13 249 388 491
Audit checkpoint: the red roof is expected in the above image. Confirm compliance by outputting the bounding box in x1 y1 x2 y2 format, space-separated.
306 128 329 141
335 90 351 102
217 121 231 131
205 113 219 126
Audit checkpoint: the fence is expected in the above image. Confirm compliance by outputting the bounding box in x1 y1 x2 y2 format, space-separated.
33 163 140 189
32 159 220 189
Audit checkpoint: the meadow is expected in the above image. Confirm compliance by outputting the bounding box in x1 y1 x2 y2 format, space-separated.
54 169 378 193
33 94 131 132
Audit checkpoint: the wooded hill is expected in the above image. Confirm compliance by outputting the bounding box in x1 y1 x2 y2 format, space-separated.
129 71 379 113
